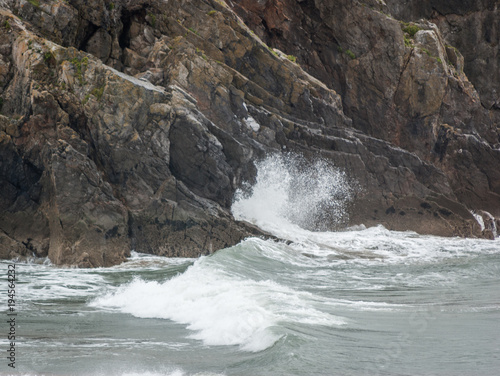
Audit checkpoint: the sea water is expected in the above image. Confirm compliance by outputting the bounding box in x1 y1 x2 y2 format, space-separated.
1 155 499 376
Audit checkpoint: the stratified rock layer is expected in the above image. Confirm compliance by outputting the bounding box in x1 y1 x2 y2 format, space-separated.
0 0 497 266
230 0 500 228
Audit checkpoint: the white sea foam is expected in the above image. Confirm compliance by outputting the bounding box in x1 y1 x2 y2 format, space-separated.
92 266 278 351
5 264 105 303
121 372 184 376
231 154 500 265
280 224 499 266
114 251 193 270
120 372 224 376
91 250 346 352
0 372 223 376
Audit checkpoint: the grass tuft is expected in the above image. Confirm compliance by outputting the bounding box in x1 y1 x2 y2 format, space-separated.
345 49 356 60
401 23 421 37
148 13 156 28
69 56 89 85
91 86 105 101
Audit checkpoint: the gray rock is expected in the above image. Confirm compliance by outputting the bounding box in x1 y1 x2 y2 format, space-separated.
0 0 496 267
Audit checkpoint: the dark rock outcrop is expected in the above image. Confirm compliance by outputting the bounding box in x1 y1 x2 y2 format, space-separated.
0 0 496 266
229 0 500 226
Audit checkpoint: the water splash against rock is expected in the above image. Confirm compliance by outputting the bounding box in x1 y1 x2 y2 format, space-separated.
232 154 353 232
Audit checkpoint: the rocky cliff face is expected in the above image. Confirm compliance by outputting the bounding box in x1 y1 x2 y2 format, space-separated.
229 0 500 233
0 0 497 266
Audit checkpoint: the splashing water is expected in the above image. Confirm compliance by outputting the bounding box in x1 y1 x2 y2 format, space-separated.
10 155 500 376
232 153 353 232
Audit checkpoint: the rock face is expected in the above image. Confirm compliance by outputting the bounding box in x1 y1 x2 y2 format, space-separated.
229 0 500 231
0 0 497 266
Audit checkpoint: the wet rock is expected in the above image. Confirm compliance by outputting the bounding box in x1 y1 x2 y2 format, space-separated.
0 0 497 267
483 229 495 240
230 0 500 229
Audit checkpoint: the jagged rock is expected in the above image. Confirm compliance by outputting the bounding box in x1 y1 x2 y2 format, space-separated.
0 120 50 259
85 29 112 62
230 0 500 224
385 0 500 110
0 0 497 267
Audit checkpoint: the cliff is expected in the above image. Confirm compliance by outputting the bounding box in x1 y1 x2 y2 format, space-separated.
0 0 498 266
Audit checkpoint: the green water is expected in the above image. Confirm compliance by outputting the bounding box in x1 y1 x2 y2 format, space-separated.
2 227 499 376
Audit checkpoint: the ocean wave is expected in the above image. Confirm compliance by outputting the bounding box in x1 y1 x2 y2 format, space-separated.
91 243 346 352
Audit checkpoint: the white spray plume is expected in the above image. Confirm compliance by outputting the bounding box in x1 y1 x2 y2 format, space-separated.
232 153 353 233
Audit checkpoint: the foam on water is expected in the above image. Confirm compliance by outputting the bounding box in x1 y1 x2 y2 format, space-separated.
11 265 105 304
4 252 192 308
283 225 500 265
91 250 346 352
10 154 499 376
89 154 499 354
231 154 499 265
114 251 193 270
1 370 225 376
120 372 224 376
92 263 276 351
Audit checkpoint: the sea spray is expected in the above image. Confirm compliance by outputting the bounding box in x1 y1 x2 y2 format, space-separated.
44 154 499 374
232 153 353 232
